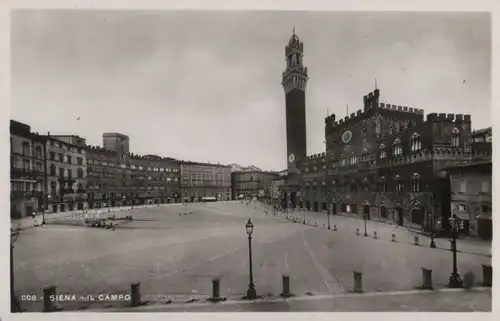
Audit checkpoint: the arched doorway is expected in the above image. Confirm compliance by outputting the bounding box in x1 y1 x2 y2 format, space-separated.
341 203 347 213
380 206 387 219
363 204 370 220
332 203 337 215
396 206 404 226
411 207 424 226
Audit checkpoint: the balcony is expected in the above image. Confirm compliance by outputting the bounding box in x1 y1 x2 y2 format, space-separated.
10 167 44 177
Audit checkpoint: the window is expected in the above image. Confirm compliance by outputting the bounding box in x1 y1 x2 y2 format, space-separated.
393 139 402 156
77 168 83 178
459 181 466 193
67 169 73 179
361 149 368 162
35 146 43 159
59 168 65 178
36 162 43 172
380 144 387 159
410 133 422 151
395 175 404 195
21 142 30 156
379 177 387 192
350 154 357 164
49 152 55 160
50 164 56 176
375 117 381 134
50 181 57 194
481 181 491 193
77 157 83 165
350 179 358 193
67 156 72 164
59 154 64 162
411 173 421 192
451 128 461 147
340 155 346 166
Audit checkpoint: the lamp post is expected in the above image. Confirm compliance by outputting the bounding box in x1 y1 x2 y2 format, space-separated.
428 213 436 248
245 219 257 299
11 229 21 312
448 214 463 288
363 211 368 237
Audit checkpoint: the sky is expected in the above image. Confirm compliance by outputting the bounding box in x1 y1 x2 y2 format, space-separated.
11 10 491 171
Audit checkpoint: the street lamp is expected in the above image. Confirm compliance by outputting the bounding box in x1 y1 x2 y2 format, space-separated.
11 229 21 312
448 214 463 288
428 213 436 248
244 219 257 299
363 209 368 237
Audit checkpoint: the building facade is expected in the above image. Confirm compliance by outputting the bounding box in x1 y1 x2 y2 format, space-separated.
446 160 492 240
180 162 231 202
231 171 279 200
46 135 88 213
10 120 46 218
274 33 491 234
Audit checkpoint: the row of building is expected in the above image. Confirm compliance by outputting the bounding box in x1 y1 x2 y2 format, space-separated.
12 120 271 218
277 31 492 239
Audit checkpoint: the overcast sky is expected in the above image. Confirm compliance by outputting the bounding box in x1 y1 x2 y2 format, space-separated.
11 10 491 171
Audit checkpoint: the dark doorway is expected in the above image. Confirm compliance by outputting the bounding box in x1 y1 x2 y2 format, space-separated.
306 201 310 210
478 219 492 240
314 202 319 212
322 202 327 211
68 203 74 212
52 204 58 213
167 198 172 204
341 203 346 212
291 192 296 208
60 203 66 212
411 208 424 225
363 205 370 220
352 204 358 216
381 206 388 219
77 203 84 210
396 207 403 226
332 203 337 215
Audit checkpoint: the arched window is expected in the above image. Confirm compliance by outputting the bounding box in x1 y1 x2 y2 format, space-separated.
411 173 421 192
393 139 403 156
394 175 404 195
380 144 387 159
379 176 387 192
350 179 358 193
35 146 43 159
362 177 370 192
410 133 422 151
350 153 357 165
451 128 461 147
50 164 56 176
361 149 369 162
22 142 30 156
50 181 57 194
340 154 346 166
375 117 381 134
410 173 420 192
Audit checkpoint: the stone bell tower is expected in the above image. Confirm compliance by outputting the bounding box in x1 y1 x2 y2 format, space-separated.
282 28 308 172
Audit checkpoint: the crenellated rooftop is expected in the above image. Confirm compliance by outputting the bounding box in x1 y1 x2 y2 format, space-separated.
425 113 471 123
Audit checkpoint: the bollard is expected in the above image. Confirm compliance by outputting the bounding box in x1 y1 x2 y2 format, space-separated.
280 275 294 297
392 233 396 242
130 282 141 307
482 265 492 287
333 225 337 231
356 228 360 235
373 231 378 239
43 285 58 312
353 271 363 293
421 268 433 290
211 278 221 301
414 235 419 246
